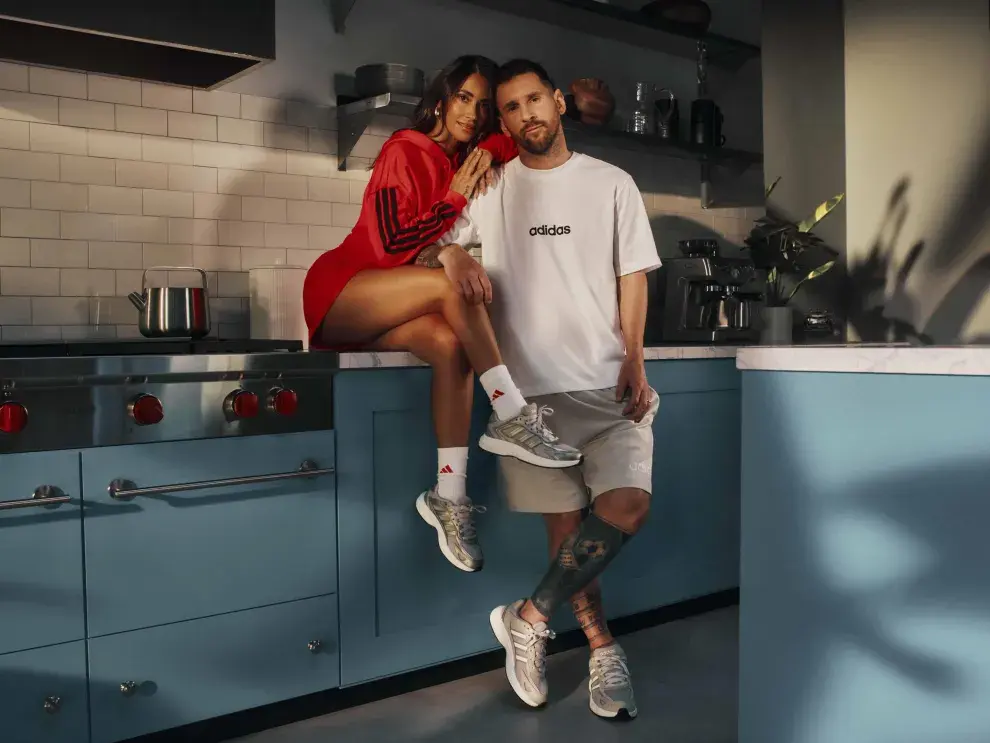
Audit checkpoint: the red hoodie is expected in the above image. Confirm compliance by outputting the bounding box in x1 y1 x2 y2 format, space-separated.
303 129 517 348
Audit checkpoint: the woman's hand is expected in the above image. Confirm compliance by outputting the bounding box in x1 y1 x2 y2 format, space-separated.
450 148 493 200
473 164 501 199
439 244 492 305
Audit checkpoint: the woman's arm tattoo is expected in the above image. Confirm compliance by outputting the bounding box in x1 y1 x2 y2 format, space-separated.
414 244 445 268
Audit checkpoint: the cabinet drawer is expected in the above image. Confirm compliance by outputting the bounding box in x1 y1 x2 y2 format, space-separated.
646 358 740 394
0 451 85 655
82 431 336 637
89 593 340 743
0 641 88 743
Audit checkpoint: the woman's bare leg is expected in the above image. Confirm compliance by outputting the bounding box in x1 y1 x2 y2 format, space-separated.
320 266 502 375
320 266 583 473
364 311 484 572
368 314 473 447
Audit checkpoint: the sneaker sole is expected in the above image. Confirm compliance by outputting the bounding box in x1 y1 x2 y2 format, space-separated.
478 435 582 469
415 492 480 573
589 695 638 719
489 606 546 708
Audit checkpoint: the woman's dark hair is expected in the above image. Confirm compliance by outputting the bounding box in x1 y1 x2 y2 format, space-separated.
410 55 499 153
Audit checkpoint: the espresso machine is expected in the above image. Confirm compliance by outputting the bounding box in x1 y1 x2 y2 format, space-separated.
659 239 765 344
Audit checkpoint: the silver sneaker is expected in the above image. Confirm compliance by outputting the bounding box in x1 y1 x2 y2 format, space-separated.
478 403 582 469
415 488 485 572
588 644 638 719
489 600 555 707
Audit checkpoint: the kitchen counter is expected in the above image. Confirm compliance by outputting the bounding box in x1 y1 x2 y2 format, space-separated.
339 344 741 369
738 344 990 743
737 343 990 375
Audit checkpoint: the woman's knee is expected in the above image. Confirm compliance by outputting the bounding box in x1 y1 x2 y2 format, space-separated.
414 317 466 368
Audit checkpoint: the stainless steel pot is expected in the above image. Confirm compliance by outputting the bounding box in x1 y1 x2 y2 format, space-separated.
127 266 211 339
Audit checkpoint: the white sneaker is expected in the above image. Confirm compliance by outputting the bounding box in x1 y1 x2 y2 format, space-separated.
479 403 582 469
588 644 638 719
489 600 555 707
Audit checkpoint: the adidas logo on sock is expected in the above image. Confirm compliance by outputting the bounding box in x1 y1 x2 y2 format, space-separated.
439 464 454 474
491 389 504 401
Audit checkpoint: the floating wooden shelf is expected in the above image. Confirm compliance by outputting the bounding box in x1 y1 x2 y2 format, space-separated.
329 0 760 72
458 0 760 71
336 93 763 179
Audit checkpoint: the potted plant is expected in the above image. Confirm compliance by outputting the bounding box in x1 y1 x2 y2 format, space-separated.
743 176 843 344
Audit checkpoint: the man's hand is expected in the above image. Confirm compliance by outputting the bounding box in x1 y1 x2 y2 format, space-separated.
616 353 650 421
439 244 493 305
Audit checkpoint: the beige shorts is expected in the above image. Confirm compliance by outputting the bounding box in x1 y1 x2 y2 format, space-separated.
497 386 659 514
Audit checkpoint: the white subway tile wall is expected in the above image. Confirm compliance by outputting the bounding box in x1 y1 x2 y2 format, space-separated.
0 62 763 342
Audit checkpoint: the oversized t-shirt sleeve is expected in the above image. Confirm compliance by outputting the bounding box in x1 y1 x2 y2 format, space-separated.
614 174 662 277
435 197 481 247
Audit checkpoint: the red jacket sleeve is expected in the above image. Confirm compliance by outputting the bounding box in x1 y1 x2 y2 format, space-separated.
477 132 518 165
363 142 467 267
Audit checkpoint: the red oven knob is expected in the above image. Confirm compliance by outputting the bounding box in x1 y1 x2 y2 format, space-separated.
224 389 259 418
268 388 298 416
128 394 163 426
0 401 28 434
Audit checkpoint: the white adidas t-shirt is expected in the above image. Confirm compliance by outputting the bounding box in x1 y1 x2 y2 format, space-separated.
437 152 661 398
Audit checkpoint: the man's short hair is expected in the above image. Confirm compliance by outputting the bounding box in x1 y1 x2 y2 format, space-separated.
496 59 556 92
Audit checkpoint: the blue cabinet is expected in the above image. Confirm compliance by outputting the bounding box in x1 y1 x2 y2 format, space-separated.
334 361 742 686
334 370 548 686
601 374 741 618
88 594 340 743
0 451 85 656
81 431 337 637
0 641 88 743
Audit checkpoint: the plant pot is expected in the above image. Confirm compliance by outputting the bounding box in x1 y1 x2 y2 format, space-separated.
760 306 793 345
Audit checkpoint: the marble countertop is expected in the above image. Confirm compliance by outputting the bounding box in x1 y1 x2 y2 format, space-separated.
338 345 740 369
737 344 990 376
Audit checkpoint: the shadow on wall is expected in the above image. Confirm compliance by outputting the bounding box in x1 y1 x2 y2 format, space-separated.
844 121 990 344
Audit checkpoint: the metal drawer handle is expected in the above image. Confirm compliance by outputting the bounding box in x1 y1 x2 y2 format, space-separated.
0 485 70 512
108 460 334 501
307 640 323 654
43 696 61 714
120 681 139 697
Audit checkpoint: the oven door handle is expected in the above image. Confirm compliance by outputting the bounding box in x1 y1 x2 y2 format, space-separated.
0 486 71 511
108 460 334 501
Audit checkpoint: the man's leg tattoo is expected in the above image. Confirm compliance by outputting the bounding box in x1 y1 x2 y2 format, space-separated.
571 581 613 649
530 513 632 618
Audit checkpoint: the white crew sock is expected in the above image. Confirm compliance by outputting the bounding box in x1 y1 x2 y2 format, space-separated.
436 447 469 504
479 365 527 421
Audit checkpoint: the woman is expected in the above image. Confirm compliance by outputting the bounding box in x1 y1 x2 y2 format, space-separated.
303 56 580 573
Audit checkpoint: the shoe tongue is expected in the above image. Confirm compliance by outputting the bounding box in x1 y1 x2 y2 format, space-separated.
593 645 623 659
532 621 548 633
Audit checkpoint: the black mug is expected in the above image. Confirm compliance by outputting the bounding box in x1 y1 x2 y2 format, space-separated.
691 99 726 148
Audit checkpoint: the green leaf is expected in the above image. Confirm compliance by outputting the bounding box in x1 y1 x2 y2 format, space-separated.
765 175 781 201
797 193 845 233
783 260 836 303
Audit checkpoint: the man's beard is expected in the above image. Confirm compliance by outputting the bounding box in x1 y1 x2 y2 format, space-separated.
515 118 560 155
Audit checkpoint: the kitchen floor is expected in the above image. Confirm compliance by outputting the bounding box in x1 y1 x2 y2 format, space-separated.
234 606 738 743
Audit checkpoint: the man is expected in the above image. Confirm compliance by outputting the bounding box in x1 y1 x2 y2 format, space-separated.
424 59 661 719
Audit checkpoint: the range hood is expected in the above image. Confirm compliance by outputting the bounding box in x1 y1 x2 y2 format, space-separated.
0 0 275 89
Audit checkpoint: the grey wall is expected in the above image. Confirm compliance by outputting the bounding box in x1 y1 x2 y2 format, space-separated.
760 0 847 334
843 0 990 343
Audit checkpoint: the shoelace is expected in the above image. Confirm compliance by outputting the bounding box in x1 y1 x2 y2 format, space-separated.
524 404 559 443
592 652 630 689
525 625 555 674
450 503 486 542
